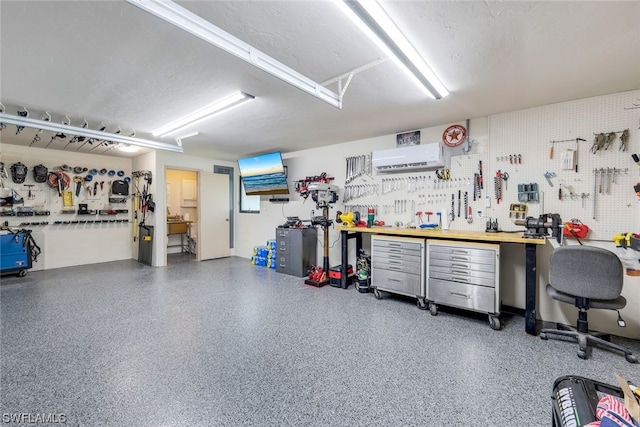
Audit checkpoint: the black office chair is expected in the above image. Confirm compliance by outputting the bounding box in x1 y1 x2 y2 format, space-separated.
540 246 637 363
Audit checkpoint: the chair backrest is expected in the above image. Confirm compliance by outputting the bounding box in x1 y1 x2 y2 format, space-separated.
549 246 624 300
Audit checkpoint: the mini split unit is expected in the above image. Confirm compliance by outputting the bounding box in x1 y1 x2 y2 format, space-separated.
371 143 446 173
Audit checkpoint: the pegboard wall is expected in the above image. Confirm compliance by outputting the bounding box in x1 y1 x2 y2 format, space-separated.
334 90 640 239
488 89 640 240
339 138 489 231
1 154 132 229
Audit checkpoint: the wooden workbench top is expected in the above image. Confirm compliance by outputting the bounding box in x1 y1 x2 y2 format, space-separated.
333 225 547 245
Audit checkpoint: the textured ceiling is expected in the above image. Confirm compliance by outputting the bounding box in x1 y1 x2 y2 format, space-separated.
1 1 639 160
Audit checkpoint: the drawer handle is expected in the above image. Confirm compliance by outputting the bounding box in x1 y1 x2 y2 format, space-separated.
451 269 469 276
389 260 403 265
450 291 470 299
450 256 470 262
388 243 402 247
451 263 469 269
451 249 471 255
279 264 286 267
389 278 403 283
389 249 402 253
388 254 402 259
388 266 404 271
452 276 471 283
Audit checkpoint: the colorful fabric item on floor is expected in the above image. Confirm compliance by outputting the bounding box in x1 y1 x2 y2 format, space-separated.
586 395 640 427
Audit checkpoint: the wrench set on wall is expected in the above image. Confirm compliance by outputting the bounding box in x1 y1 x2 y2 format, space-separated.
343 184 379 202
345 154 372 184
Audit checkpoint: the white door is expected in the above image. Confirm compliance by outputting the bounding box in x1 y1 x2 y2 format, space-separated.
198 172 230 260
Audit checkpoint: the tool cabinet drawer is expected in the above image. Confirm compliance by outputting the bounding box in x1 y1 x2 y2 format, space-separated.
428 278 495 314
372 236 423 251
428 248 496 266
372 267 421 297
428 267 496 287
428 257 496 273
373 257 422 273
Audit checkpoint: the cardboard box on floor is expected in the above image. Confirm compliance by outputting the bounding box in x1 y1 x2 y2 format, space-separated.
615 373 640 421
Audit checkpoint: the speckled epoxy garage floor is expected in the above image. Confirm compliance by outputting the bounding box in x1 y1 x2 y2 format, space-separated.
1 257 639 426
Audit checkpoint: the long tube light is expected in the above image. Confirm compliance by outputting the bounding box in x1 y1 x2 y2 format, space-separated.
337 0 449 100
152 91 254 137
0 112 183 153
125 0 342 109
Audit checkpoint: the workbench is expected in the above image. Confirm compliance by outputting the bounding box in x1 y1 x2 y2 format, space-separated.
335 226 546 335
167 220 193 253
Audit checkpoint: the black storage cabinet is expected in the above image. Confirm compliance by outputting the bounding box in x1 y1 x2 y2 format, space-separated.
276 227 317 277
138 225 154 266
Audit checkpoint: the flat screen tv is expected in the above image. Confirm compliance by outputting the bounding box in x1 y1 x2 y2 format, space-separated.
237 151 289 196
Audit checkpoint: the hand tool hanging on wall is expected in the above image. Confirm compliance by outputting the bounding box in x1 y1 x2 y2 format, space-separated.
132 174 140 242
450 194 455 222
592 168 598 219
620 129 629 151
590 133 606 153
478 161 484 189
457 190 461 217
73 176 83 197
603 132 616 150
494 171 502 204
463 192 469 219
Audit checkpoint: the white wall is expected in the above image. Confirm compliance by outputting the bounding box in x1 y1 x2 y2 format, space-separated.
1 143 133 270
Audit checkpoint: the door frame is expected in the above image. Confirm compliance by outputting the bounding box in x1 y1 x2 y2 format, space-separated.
164 166 200 265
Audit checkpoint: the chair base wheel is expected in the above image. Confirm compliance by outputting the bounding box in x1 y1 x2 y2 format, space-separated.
625 354 638 364
540 332 547 340
577 350 587 360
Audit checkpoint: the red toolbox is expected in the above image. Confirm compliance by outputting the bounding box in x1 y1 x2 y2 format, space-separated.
329 264 353 287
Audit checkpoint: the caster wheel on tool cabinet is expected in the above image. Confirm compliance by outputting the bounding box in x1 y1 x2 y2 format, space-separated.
540 332 548 340
489 316 501 330
625 354 638 364
373 289 383 300
417 299 428 310
577 350 587 360
17 269 26 277
429 303 438 316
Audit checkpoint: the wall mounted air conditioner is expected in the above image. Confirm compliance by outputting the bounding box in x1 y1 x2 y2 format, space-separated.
372 143 446 173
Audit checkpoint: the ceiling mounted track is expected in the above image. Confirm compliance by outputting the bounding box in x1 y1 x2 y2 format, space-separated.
125 0 343 109
0 112 183 153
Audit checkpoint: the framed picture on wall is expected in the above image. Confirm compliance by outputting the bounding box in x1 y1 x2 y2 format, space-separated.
396 130 420 147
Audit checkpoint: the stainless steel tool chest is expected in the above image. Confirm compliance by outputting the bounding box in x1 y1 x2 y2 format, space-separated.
371 235 427 309
426 240 501 329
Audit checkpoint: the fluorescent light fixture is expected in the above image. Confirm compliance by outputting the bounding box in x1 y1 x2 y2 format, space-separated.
152 92 254 138
337 0 448 99
0 112 183 153
118 144 140 153
125 0 342 108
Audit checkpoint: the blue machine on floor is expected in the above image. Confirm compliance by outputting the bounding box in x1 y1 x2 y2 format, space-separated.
1 228 40 277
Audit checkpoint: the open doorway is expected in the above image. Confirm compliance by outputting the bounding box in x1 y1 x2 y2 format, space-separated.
166 169 198 264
